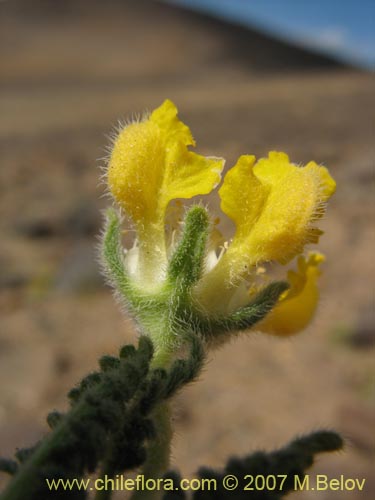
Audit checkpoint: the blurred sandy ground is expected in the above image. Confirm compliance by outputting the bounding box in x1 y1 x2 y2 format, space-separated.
0 1 374 498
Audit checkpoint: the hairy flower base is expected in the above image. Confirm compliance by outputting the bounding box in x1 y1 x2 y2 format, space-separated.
103 99 336 355
102 208 289 358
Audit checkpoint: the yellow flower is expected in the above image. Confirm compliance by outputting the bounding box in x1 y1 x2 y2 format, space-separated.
106 99 336 338
195 152 335 311
108 100 224 282
258 253 325 336
220 152 335 266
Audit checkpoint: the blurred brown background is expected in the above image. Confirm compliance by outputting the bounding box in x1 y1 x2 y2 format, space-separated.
0 1 374 498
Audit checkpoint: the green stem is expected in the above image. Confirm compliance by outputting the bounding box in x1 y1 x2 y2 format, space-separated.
130 402 172 500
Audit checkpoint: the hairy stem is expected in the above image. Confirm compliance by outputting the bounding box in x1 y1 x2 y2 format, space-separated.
131 402 172 500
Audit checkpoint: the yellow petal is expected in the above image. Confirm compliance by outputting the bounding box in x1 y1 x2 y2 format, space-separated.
258 252 325 336
305 161 336 203
220 152 335 269
219 155 267 238
108 99 224 229
108 119 164 224
150 98 194 147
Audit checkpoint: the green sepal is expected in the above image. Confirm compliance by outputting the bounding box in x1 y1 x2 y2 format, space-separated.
167 206 210 289
101 207 137 306
199 281 289 340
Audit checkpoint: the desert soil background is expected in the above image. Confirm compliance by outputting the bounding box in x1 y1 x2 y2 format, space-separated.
0 1 374 498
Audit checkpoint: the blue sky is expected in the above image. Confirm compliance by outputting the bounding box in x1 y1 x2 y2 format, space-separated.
168 0 375 68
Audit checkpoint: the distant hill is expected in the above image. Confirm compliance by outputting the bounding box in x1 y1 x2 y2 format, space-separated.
159 1 350 72
1 0 350 89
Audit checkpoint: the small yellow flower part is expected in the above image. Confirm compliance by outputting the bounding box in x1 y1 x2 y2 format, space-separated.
219 155 266 240
219 152 335 270
258 253 325 336
108 100 224 232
